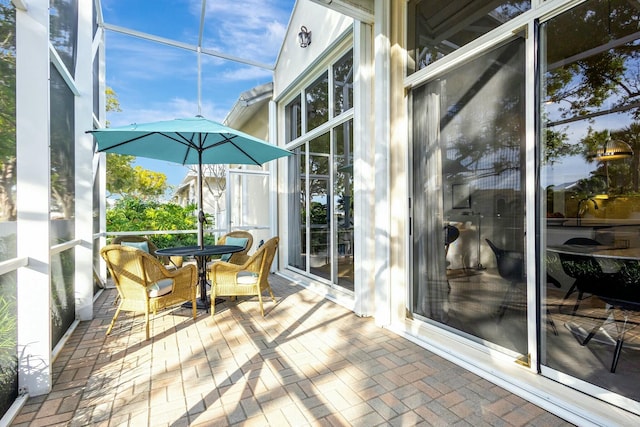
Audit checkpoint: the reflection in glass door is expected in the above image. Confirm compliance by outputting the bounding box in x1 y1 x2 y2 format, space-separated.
287 121 355 292
309 134 331 281
334 121 354 291
411 36 528 356
540 0 640 410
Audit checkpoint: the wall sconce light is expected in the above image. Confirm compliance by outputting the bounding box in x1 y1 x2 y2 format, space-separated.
298 26 311 48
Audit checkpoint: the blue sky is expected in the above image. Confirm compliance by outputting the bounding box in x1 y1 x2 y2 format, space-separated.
101 0 295 187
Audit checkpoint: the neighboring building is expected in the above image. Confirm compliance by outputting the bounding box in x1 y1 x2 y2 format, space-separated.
173 167 227 226
173 82 276 251
224 82 272 142
220 82 276 250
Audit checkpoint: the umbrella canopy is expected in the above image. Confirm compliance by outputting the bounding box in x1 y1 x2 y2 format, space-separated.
88 116 292 247
89 116 291 165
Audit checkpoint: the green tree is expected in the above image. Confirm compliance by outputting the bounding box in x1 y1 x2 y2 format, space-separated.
105 86 121 119
544 1 640 120
541 0 640 185
106 154 168 199
104 88 169 199
0 1 16 221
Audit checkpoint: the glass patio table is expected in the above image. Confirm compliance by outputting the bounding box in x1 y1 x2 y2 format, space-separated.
156 244 244 310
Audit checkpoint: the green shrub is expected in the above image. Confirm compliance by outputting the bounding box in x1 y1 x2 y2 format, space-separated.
106 197 216 248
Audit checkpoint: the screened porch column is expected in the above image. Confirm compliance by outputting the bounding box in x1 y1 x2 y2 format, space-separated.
74 0 96 321
353 19 374 317
16 0 53 396
373 0 391 325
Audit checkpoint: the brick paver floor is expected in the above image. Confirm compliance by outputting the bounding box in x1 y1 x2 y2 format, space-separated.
10 274 572 426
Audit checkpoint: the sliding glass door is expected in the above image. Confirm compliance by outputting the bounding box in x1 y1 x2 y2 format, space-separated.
412 35 528 356
540 0 640 409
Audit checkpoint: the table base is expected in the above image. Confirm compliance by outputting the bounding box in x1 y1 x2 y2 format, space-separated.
182 297 225 311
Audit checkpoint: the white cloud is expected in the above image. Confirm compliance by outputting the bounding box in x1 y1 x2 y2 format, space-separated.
107 35 199 81
108 97 229 127
201 0 292 63
209 65 273 82
104 1 294 132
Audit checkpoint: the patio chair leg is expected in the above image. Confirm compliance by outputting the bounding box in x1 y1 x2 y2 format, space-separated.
581 324 600 346
258 291 264 316
145 311 150 340
210 289 217 317
106 305 122 336
267 285 275 302
562 283 577 303
497 284 515 322
547 308 558 336
571 291 586 316
611 338 624 373
582 305 613 346
611 314 629 373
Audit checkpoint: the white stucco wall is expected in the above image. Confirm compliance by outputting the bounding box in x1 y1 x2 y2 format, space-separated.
233 101 270 142
273 0 353 98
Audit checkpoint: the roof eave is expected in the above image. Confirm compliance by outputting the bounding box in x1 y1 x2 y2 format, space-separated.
223 82 274 129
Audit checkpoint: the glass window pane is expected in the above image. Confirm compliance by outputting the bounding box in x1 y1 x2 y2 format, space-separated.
412 36 527 355
286 95 301 142
333 120 354 291
309 133 330 280
407 0 530 73
93 160 101 294
50 64 75 244
306 72 329 133
333 50 353 117
50 0 78 75
51 249 75 349
50 64 76 348
541 0 640 402
93 56 99 119
288 146 306 270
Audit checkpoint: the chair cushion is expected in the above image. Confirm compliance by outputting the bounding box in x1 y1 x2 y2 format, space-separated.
237 271 258 285
148 278 174 297
121 241 150 253
221 237 248 261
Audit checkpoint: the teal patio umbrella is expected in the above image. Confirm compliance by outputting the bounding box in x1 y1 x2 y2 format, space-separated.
88 116 292 248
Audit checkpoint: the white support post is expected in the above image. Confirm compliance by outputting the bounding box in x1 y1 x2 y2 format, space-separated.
353 20 374 317
16 0 52 396
373 0 391 326
75 0 95 320
98 29 107 281
268 100 280 271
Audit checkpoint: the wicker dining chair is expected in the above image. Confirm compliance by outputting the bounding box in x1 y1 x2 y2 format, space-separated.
100 244 197 340
216 231 254 264
111 235 164 262
209 236 279 317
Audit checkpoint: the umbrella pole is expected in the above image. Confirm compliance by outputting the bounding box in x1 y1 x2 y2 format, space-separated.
197 152 205 249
